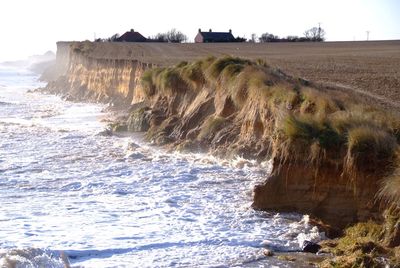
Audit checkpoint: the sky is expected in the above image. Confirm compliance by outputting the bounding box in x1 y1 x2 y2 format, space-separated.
0 0 399 61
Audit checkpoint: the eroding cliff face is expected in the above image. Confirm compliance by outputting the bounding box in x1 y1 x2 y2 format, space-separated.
125 56 399 234
44 42 150 106
46 43 400 234
253 162 382 231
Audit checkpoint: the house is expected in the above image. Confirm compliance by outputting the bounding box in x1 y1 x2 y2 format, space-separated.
117 29 147 42
194 29 236 43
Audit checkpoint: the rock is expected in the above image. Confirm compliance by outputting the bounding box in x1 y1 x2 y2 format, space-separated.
111 123 128 132
97 129 113 136
263 249 274 257
127 142 140 150
302 240 321 254
127 107 151 132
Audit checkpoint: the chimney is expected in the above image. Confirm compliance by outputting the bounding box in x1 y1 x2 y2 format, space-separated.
229 29 232 34
198 28 201 33
130 29 134 32
209 29 212 32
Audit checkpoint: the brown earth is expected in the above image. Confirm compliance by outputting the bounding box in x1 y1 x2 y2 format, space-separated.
63 40 400 110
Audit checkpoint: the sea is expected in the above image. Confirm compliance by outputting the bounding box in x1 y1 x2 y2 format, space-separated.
0 65 323 267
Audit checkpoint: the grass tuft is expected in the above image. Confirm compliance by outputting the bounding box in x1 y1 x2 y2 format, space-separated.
346 126 397 166
208 56 252 80
282 115 342 150
180 61 206 90
299 87 342 117
379 168 400 207
156 67 188 93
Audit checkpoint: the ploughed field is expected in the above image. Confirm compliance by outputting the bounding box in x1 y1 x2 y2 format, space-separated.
77 40 400 110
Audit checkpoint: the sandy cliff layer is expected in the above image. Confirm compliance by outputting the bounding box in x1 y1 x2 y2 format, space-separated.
44 42 151 106
44 42 400 241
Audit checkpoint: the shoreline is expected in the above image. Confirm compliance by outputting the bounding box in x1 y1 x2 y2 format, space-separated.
41 41 400 266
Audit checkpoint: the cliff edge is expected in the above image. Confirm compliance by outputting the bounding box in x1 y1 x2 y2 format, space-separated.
43 42 400 265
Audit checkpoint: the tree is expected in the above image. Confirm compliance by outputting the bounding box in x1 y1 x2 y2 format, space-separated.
286 35 300 42
259 33 279 42
153 33 168 42
249 33 257 43
235 36 247 42
107 33 120 42
304 26 325 41
166 28 187 43
148 29 187 43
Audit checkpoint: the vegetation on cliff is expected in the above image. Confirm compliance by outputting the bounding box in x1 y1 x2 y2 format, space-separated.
119 56 400 266
139 56 399 173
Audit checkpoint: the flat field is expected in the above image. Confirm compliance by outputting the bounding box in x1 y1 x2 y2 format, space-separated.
74 40 400 110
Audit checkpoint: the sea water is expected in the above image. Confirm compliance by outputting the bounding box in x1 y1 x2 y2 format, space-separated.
0 66 323 267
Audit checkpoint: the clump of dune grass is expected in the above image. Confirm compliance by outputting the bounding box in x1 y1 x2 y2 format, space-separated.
345 126 397 178
207 56 252 80
299 87 342 117
379 168 400 207
141 69 156 96
158 68 187 92
180 61 206 90
282 115 343 150
175 61 188 68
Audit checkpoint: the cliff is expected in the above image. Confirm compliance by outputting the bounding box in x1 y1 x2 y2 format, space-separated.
43 42 151 106
44 42 400 249
133 57 399 233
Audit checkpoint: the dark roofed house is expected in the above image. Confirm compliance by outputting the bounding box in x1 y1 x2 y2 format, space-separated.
195 29 236 43
117 29 147 42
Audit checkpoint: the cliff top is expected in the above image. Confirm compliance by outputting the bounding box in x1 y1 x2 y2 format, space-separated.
61 41 400 111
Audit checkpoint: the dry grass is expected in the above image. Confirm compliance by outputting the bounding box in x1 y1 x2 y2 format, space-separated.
140 56 400 201
282 115 342 150
207 57 252 80
180 61 206 90
299 87 342 117
346 127 397 163
379 168 400 207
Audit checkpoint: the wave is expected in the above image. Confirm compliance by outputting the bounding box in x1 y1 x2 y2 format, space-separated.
0 248 70 268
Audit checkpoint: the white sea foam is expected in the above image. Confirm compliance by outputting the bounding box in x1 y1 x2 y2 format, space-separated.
0 248 68 268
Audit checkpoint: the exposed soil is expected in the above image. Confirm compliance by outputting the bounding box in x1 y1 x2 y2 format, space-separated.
69 40 400 111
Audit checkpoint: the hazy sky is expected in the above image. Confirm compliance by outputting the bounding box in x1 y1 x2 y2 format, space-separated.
0 0 399 61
